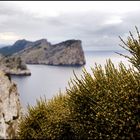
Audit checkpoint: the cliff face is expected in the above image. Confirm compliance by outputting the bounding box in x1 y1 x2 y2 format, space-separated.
46 40 85 66
19 39 86 66
0 39 86 66
0 56 31 76
0 71 21 139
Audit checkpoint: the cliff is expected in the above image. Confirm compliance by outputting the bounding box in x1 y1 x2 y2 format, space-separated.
0 56 31 76
18 39 86 66
0 71 21 138
0 39 86 66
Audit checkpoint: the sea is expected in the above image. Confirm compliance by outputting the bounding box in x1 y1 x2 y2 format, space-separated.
11 50 130 109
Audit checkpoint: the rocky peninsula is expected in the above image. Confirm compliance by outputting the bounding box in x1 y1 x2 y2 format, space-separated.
0 39 86 66
17 39 86 66
0 56 31 76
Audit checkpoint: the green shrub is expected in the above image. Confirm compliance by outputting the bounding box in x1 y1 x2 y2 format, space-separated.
18 94 75 139
18 28 140 139
118 26 140 71
18 60 140 139
67 60 140 139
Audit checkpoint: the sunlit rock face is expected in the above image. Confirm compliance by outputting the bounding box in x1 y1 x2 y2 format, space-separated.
0 71 21 139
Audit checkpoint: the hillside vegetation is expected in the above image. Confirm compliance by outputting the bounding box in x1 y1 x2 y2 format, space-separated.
18 27 140 139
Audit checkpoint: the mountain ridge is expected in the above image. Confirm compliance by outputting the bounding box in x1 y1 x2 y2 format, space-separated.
0 39 32 56
0 38 86 66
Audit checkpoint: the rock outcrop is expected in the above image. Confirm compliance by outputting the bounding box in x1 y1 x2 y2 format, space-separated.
0 56 31 76
0 70 21 139
18 39 86 66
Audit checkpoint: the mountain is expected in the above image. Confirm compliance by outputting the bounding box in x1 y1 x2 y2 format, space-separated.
0 39 32 56
17 39 86 66
0 38 86 66
0 44 8 48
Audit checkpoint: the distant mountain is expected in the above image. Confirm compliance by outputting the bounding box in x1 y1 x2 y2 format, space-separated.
0 39 32 56
0 38 86 66
16 39 86 66
0 44 8 48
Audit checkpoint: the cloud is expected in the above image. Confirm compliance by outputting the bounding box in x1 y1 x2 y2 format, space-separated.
0 32 21 41
0 2 140 50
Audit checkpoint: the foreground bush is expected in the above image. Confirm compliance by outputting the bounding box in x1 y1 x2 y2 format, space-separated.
118 26 140 71
18 95 75 139
18 60 140 139
67 60 140 139
18 28 140 139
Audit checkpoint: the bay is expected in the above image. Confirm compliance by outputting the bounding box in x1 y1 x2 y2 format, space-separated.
11 50 130 108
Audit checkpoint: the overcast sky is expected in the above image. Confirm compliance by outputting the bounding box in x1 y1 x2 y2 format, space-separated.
0 1 140 50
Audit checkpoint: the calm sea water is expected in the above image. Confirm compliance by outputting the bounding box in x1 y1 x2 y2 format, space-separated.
11 50 130 108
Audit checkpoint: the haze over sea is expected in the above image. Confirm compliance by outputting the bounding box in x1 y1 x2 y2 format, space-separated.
11 50 130 108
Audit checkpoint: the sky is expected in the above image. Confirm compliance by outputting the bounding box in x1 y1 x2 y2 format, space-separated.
0 1 140 50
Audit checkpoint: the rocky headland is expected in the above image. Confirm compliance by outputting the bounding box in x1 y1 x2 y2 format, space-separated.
0 70 22 139
0 39 86 66
17 39 86 66
0 56 31 76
